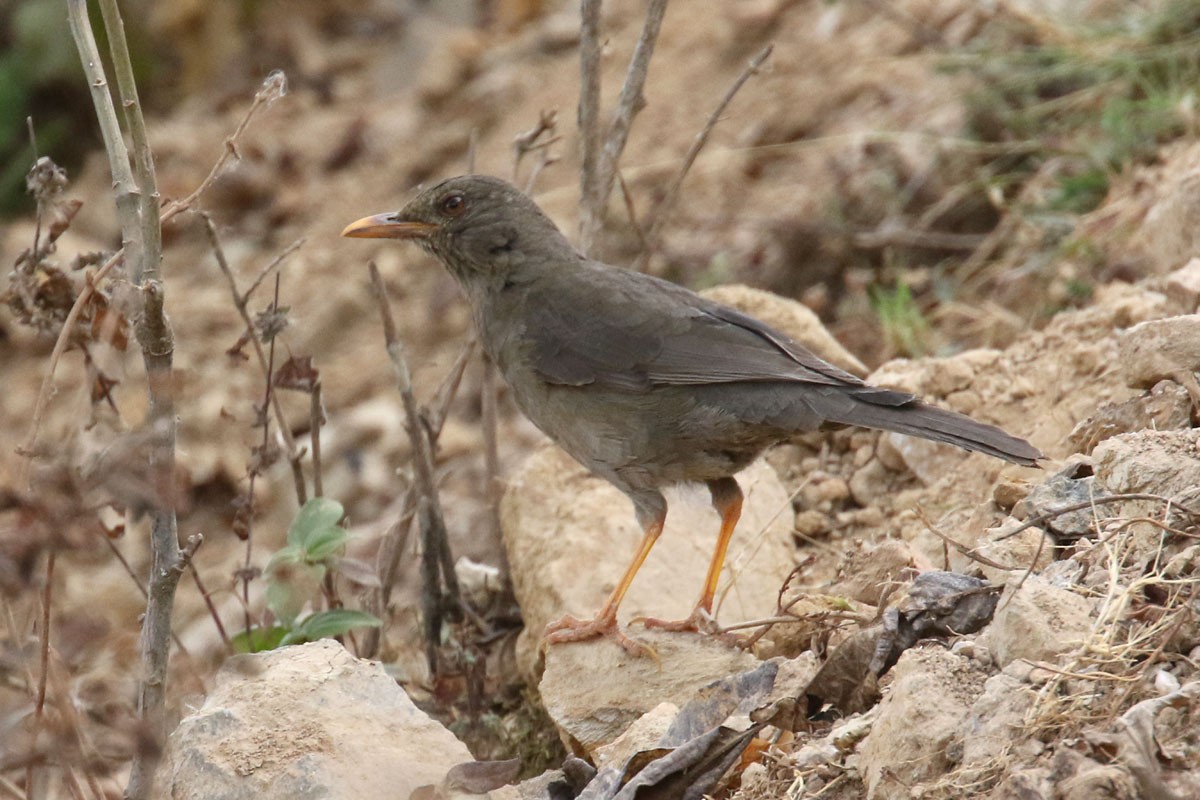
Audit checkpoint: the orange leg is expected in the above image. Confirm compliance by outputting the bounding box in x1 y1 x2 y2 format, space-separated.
641 478 743 634
544 514 665 656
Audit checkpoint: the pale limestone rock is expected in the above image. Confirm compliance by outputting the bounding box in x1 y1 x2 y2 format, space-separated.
858 648 987 800
1117 315 1200 388
539 631 760 755
978 575 1094 668
502 446 795 678
164 640 490 800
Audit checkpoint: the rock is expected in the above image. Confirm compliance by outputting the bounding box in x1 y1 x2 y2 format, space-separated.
967 519 1051 585
832 539 931 606
958 670 1038 776
538 630 759 755
502 446 795 678
1068 380 1194 454
592 701 678 770
1117 315 1200 388
978 575 1094 668
992 768 1054 800
1093 428 1200 499
878 431 968 485
1054 749 1140 800
1164 257 1200 310
848 458 891 507
1060 764 1139 800
1017 461 1101 540
858 647 987 799
701 284 868 376
164 640 491 800
869 349 1001 398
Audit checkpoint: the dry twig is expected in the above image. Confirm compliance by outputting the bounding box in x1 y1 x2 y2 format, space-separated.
578 0 670 253
368 262 461 671
634 44 773 270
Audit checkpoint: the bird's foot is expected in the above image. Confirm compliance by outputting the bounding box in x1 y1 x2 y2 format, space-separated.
635 606 722 635
543 611 654 658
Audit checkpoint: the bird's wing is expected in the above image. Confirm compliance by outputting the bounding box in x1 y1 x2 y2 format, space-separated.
522 263 911 405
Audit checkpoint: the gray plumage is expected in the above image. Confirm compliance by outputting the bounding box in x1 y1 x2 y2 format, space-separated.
343 174 1042 648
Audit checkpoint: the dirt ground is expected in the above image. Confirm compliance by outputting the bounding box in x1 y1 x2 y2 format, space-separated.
3 0 1200 797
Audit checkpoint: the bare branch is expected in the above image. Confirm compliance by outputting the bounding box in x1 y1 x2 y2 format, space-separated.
203 215 308 503
580 0 670 253
577 0 603 250
97 0 160 285
368 262 461 671
635 44 772 270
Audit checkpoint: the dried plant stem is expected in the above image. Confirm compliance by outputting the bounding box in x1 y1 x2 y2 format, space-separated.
480 357 502 529
310 381 325 498
368 263 461 671
66 2 182 796
18 73 283 471
577 0 603 251
203 215 308 503
97 0 159 285
579 0 670 254
362 340 474 657
634 44 773 270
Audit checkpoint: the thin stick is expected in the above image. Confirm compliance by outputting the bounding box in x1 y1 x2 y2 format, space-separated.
68 3 182 797
204 215 309 505
362 340 474 658
97 0 159 285
577 0 603 252
310 381 325 498
368 262 461 671
996 493 1199 541
17 72 285 473
581 0 670 253
634 44 772 271
480 357 502 533
98 533 197 660
616 170 651 254
188 562 230 647
159 71 287 226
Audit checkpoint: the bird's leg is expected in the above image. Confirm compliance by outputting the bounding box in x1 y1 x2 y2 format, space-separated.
543 512 665 656
640 477 743 634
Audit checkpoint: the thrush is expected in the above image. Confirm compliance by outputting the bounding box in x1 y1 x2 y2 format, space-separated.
343 175 1042 654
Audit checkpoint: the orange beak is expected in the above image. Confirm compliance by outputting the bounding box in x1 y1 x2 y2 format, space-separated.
340 214 437 239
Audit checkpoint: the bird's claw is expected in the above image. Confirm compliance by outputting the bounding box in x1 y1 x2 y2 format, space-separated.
543 612 655 658
635 606 722 635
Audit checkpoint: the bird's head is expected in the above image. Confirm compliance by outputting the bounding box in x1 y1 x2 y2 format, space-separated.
341 175 578 289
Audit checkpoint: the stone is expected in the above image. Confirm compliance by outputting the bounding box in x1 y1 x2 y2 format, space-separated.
858 647 987 799
163 640 493 800
538 630 759 755
978 575 1094 668
1117 315 1200 389
502 446 795 678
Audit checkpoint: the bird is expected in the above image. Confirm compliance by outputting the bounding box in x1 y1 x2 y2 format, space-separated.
342 174 1042 655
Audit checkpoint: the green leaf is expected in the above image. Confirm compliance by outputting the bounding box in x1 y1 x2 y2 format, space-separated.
288 497 345 548
231 625 289 653
303 525 347 562
265 560 325 625
280 609 382 646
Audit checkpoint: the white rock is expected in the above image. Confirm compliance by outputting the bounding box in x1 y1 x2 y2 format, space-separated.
858 648 987 799
164 640 487 800
978 575 1094 668
502 446 795 677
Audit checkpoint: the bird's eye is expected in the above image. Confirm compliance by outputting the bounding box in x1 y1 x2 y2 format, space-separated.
439 193 468 217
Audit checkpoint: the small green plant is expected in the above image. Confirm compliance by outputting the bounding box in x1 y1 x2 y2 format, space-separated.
870 280 930 358
956 1 1200 216
232 497 381 653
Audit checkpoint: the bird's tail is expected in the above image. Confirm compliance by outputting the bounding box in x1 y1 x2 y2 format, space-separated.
807 388 1042 466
